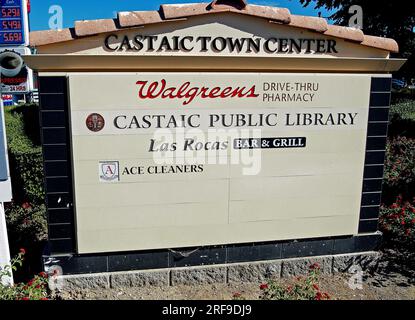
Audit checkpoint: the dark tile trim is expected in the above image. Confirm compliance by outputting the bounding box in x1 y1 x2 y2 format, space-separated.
43 145 70 161
332 233 381 254
227 242 282 263
37 77 67 93
49 223 75 239
42 233 382 275
365 151 386 165
41 111 66 127
363 165 384 179
169 246 227 268
48 209 73 224
358 77 391 233
48 239 75 255
367 122 388 137
361 192 382 206
39 76 76 255
39 93 66 110
44 161 69 177
362 179 383 193
368 108 390 122
360 206 380 220
366 136 387 151
281 238 333 258
370 92 391 107
358 219 379 233
370 77 392 92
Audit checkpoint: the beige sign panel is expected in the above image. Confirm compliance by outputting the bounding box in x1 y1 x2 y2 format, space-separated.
69 72 371 254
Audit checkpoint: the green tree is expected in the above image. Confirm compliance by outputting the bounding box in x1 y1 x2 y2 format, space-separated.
299 0 415 80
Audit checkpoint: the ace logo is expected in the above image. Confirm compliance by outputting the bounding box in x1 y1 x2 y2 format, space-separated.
99 161 120 182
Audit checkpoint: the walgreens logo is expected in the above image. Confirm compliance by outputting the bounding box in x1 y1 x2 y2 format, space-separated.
136 79 259 106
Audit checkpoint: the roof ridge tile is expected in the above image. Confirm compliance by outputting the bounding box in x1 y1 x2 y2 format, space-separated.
324 24 364 42
210 0 247 10
362 35 399 53
118 10 164 28
74 18 117 37
28 1 399 53
288 14 328 32
30 28 74 46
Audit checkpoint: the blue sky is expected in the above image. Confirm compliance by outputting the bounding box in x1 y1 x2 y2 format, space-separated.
29 0 335 31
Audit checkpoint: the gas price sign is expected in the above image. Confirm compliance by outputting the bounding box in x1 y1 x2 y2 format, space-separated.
0 0 28 46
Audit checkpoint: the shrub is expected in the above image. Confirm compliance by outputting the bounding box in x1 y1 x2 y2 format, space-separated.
232 292 245 300
383 136 415 202
5 204 48 243
4 104 44 204
231 263 331 301
390 98 415 119
2 104 48 277
0 249 49 301
259 263 330 300
379 196 415 245
388 99 415 138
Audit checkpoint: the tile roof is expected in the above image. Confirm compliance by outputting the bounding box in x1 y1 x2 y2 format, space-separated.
29 0 399 53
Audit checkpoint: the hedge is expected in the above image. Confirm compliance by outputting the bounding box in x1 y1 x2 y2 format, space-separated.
388 98 415 138
383 98 415 201
382 136 415 203
4 104 44 204
3 104 47 246
379 98 415 245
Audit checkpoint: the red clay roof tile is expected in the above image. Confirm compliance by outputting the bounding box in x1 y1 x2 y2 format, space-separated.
242 5 290 23
117 11 164 28
211 0 247 10
29 0 399 53
30 28 74 46
161 3 290 23
361 35 399 53
324 24 364 42
288 15 328 33
161 3 213 19
74 19 117 37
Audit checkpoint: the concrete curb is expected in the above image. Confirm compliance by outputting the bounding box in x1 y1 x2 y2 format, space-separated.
56 251 381 291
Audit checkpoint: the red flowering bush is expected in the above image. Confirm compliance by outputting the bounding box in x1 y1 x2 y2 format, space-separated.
380 196 415 244
232 292 245 300
0 250 49 300
15 274 49 301
259 263 330 301
4 105 48 250
5 204 47 244
383 137 415 201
